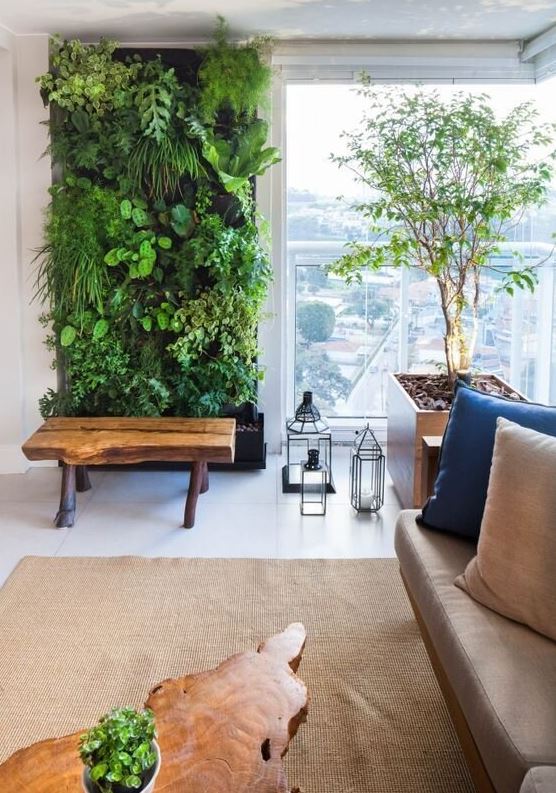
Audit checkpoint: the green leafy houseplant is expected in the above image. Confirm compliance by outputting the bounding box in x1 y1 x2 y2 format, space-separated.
36 22 278 422
79 708 159 793
37 36 139 115
331 82 556 384
198 17 272 122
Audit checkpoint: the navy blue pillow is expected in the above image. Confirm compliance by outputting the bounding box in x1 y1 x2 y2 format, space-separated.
419 381 556 539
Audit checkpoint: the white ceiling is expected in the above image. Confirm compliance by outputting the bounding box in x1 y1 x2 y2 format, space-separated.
0 0 555 42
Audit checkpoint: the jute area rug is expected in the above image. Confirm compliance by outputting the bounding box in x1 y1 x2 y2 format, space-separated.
0 557 473 792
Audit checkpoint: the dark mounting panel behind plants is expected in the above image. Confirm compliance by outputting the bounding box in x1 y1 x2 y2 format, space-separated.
35 20 279 467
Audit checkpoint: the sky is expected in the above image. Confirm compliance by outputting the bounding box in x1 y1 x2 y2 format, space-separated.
286 78 556 198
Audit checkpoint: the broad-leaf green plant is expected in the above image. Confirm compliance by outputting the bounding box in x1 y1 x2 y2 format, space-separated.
40 311 172 418
103 198 173 280
203 119 280 196
135 58 177 142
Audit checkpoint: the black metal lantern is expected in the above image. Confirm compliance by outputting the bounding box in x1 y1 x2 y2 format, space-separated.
282 391 335 493
350 423 385 512
300 448 327 516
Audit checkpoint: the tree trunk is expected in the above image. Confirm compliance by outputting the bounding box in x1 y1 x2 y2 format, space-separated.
444 309 471 386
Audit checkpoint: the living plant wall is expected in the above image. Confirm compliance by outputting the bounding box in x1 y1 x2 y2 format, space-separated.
36 21 280 418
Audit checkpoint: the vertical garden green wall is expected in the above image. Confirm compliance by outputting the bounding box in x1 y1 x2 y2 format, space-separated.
36 21 279 418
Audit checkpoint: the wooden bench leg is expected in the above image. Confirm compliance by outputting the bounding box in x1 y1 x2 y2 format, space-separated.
76 465 91 492
55 463 76 528
183 462 208 529
201 462 209 494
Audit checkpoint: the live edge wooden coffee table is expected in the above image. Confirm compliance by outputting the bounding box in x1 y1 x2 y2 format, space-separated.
0 623 308 793
22 417 236 529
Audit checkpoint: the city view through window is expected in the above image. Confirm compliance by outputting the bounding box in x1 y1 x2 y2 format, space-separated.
287 81 556 418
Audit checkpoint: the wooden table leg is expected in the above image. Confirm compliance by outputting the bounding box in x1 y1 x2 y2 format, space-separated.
55 463 76 528
183 461 207 529
76 465 91 492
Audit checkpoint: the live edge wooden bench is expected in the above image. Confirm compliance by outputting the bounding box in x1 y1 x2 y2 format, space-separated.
22 417 236 530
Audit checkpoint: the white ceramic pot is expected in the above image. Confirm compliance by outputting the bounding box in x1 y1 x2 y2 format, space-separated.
82 740 161 793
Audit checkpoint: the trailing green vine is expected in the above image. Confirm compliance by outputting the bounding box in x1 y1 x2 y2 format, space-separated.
36 21 279 419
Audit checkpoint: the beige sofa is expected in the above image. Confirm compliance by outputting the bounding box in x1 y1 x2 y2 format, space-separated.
395 511 556 793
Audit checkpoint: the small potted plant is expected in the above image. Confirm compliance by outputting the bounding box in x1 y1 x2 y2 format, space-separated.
79 707 160 793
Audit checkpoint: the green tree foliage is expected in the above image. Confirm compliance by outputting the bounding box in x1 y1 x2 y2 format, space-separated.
297 301 336 344
36 23 278 418
305 267 328 293
345 289 392 327
295 349 351 411
331 82 556 383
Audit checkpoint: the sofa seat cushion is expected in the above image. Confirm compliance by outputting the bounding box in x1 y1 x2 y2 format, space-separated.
395 511 556 793
520 768 556 793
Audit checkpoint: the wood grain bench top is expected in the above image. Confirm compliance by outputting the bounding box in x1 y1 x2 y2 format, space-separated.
22 417 236 466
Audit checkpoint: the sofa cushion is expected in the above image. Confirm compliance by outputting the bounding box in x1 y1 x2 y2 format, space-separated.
395 511 556 793
520 767 556 793
419 381 556 539
456 418 556 642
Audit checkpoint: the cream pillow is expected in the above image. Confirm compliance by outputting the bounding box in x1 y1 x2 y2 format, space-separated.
455 417 556 641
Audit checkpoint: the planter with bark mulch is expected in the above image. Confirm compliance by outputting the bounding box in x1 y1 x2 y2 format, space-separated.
386 372 523 509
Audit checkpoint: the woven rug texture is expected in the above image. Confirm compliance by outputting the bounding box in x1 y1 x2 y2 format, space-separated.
0 556 473 792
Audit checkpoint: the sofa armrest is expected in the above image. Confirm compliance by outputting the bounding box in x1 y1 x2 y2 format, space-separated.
520 768 556 793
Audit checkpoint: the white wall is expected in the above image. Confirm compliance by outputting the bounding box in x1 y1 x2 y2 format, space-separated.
0 36 25 472
16 37 56 456
257 69 286 454
0 31 52 473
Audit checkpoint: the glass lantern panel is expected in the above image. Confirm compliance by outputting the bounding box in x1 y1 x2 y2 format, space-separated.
287 435 332 485
301 468 327 515
350 450 385 512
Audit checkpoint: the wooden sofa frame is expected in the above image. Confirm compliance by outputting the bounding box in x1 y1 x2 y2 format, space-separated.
401 572 497 793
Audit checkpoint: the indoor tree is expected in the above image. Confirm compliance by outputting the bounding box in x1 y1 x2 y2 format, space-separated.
331 81 556 384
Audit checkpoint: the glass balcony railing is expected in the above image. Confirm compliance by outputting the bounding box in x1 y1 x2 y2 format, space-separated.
290 240 556 417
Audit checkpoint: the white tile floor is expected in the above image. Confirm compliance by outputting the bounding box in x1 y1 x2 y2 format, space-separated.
0 449 402 586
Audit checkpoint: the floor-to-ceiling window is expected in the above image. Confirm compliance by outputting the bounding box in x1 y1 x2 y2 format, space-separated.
286 80 556 419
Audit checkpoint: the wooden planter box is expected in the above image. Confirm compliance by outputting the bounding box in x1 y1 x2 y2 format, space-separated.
387 374 448 509
386 373 523 509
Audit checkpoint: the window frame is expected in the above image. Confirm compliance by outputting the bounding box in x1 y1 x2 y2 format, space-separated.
257 45 555 449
